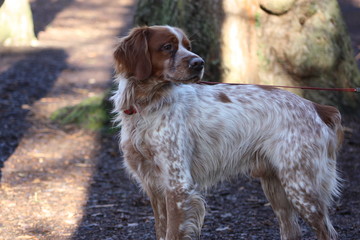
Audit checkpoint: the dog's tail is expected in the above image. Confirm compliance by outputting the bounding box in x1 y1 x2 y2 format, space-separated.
313 103 343 150
300 103 342 239
313 103 343 202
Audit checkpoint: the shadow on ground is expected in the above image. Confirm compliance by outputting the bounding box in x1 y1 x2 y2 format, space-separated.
71 133 155 240
0 48 68 180
30 0 75 36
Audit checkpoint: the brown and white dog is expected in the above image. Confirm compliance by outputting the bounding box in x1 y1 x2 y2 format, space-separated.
111 25 343 240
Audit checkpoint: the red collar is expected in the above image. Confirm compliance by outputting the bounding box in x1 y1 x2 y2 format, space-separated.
123 106 137 115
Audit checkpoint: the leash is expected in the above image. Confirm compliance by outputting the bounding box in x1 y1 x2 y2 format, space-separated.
198 81 360 93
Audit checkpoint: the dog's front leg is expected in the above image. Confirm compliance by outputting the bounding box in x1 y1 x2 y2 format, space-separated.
165 179 205 239
148 189 167 240
150 127 205 239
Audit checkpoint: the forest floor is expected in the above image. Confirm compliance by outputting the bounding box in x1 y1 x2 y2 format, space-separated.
0 0 359 239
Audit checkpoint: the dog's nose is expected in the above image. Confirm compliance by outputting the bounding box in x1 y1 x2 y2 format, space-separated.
189 57 205 71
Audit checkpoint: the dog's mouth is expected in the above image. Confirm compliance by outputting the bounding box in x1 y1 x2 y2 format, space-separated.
165 74 203 84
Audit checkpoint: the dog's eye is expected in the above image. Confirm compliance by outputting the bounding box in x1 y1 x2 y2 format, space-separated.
162 43 173 51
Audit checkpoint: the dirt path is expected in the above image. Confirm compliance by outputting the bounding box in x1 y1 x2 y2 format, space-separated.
0 1 359 240
0 0 135 239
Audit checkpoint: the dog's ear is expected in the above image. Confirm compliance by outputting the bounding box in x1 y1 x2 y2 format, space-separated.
114 27 152 80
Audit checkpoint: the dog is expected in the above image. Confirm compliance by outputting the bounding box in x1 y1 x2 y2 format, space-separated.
111 25 343 240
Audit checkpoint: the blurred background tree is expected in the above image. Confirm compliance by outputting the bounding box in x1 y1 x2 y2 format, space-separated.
135 0 360 114
255 0 360 113
0 0 37 46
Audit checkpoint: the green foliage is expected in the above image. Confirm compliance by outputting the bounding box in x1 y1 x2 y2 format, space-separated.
134 0 224 82
255 12 262 28
50 94 117 133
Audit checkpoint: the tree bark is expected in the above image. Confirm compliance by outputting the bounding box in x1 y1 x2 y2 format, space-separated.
222 0 360 112
221 0 258 84
0 0 37 46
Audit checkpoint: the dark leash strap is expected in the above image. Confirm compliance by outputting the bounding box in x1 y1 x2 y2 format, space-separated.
198 81 360 93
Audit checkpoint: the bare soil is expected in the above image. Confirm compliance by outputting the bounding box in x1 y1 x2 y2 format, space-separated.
0 0 359 240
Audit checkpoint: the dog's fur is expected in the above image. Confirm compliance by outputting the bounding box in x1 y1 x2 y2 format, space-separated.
111 25 343 240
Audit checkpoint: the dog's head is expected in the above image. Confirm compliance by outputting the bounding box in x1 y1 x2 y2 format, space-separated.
114 25 204 83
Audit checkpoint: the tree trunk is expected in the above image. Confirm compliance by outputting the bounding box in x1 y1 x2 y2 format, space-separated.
221 0 258 84
0 0 37 46
222 0 360 113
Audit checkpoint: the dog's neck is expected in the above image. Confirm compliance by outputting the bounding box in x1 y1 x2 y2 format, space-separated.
117 75 174 114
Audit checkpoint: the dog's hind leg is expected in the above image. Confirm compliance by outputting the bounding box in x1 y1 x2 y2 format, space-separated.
260 174 302 240
278 168 338 240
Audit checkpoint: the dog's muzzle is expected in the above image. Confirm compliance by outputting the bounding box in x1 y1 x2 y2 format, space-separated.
189 57 205 72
